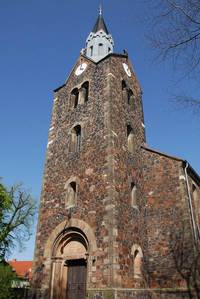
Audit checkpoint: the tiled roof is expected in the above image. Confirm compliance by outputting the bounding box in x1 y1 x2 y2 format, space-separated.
8 260 33 280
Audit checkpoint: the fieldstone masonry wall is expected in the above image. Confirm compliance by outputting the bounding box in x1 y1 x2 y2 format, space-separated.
87 289 190 299
141 148 192 288
32 53 200 299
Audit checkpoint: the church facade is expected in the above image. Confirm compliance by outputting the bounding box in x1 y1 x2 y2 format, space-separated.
32 11 200 299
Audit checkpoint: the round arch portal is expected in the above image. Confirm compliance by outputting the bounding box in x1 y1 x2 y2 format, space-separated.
52 227 89 260
43 219 97 299
50 227 89 299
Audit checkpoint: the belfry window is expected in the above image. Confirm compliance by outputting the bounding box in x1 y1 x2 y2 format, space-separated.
66 182 77 209
79 82 89 104
71 88 79 108
128 89 134 107
122 80 128 104
122 81 134 109
98 43 104 55
127 125 135 153
71 125 82 152
71 82 89 109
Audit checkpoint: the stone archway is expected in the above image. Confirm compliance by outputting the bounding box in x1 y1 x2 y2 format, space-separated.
50 228 88 299
43 219 97 299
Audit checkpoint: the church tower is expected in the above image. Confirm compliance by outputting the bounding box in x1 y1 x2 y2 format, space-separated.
32 7 200 299
32 9 146 299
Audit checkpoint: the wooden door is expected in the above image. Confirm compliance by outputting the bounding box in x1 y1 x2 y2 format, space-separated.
66 259 87 299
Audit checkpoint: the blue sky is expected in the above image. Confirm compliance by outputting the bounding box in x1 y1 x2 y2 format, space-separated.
0 0 199 260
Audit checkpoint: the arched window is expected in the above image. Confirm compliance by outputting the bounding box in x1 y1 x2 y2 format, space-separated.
98 43 103 55
66 182 77 208
122 81 134 109
127 125 135 153
131 245 143 279
128 89 134 108
108 47 111 53
131 182 137 208
71 125 82 152
71 88 79 108
79 82 89 104
90 46 93 57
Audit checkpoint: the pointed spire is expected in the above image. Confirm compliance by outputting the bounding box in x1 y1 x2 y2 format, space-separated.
92 5 109 35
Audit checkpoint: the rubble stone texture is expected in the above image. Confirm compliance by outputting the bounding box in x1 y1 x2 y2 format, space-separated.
32 21 200 299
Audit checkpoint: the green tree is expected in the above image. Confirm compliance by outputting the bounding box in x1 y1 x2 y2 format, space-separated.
0 261 18 299
0 182 11 220
0 182 37 260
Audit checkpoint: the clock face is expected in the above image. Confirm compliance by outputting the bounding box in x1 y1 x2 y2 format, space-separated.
75 63 87 76
122 63 131 77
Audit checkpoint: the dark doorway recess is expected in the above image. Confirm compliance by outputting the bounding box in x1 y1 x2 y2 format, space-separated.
66 259 87 299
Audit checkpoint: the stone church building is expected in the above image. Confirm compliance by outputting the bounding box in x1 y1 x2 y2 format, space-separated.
32 10 200 299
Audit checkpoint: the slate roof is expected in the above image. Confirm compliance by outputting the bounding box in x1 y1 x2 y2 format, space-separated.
92 15 109 34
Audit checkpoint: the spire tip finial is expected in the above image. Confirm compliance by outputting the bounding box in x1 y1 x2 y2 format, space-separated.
99 3 102 15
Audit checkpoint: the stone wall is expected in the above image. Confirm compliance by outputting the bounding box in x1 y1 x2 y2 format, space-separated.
32 53 146 294
32 53 199 298
87 289 190 299
103 55 146 288
141 148 194 288
33 54 111 291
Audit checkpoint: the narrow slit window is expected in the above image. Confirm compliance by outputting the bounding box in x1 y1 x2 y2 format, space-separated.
128 89 134 107
127 125 135 153
131 245 143 279
71 125 82 152
79 82 89 104
71 88 79 109
66 182 77 208
131 182 137 208
134 249 142 278
122 80 130 105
